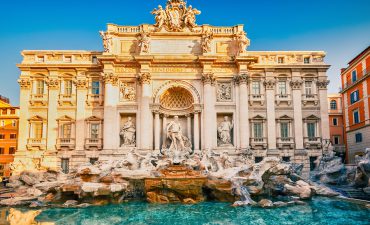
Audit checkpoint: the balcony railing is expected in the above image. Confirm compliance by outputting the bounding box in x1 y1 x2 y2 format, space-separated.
342 67 370 90
302 94 319 105
58 94 76 106
304 137 322 149
249 94 265 106
30 94 48 106
276 94 292 105
84 138 103 150
56 138 75 150
277 137 295 149
27 138 46 150
86 94 103 106
250 137 267 149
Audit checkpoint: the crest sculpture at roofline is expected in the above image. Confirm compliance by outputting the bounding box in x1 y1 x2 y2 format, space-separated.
151 0 201 32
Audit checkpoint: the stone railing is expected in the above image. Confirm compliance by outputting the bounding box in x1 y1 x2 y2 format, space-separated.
27 138 46 150
277 137 295 149
304 137 322 149
30 94 48 106
56 138 76 150
250 137 267 148
84 138 103 150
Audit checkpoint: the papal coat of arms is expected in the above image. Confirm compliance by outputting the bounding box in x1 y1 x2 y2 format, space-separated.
151 0 201 32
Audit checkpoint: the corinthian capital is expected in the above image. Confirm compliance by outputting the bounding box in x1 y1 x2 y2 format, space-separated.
103 73 118 86
233 74 249 85
316 80 330 90
137 73 151 85
290 79 303 90
74 79 88 89
18 78 31 89
201 73 216 85
263 79 276 90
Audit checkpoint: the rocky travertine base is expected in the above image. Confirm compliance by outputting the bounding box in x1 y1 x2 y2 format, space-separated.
1 154 341 208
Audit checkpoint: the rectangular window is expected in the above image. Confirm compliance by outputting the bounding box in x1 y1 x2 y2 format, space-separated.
353 110 360 124
351 70 357 83
304 57 310 64
0 148 4 154
64 80 73 96
278 57 284 64
282 157 290 162
34 123 43 139
355 133 363 143
2 109 7 115
92 56 98 64
278 81 287 95
350 90 360 104
333 118 338 126
305 81 313 96
254 123 263 138
61 124 72 139
61 159 69 174
90 158 99 165
12 120 16 127
252 81 261 95
91 124 99 139
10 134 16 139
36 80 45 95
333 136 340 145
0 120 4 127
37 56 45 63
10 109 15 114
64 56 72 63
91 81 100 95
0 134 5 139
307 123 316 138
280 122 289 138
255 157 263 163
310 156 318 171
9 147 16 154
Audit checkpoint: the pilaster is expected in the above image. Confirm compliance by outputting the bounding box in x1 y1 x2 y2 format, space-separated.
17 76 31 153
103 72 119 150
75 72 88 151
264 70 277 151
137 72 153 150
202 72 216 150
234 74 250 149
290 75 304 150
46 70 60 152
317 71 330 140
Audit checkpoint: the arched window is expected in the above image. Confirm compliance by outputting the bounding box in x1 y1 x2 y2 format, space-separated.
330 100 337 110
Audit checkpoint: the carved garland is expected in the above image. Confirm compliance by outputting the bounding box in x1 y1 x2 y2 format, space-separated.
18 78 31 89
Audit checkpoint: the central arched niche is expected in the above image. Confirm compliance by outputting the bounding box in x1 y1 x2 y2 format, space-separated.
159 86 194 115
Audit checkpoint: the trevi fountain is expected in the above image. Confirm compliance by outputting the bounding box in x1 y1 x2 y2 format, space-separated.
1 0 370 224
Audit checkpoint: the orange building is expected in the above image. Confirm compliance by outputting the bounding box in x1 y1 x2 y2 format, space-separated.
328 94 346 161
0 96 19 177
341 46 370 163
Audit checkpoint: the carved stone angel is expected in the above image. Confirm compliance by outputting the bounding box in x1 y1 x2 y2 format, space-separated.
138 31 150 53
235 31 250 54
99 31 112 53
183 5 201 29
202 30 213 53
151 5 167 30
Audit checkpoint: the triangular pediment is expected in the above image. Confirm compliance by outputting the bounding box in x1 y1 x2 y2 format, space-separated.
28 115 45 121
57 115 74 121
85 116 102 121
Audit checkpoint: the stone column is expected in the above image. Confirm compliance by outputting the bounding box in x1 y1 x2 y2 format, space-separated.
193 110 200 151
137 73 153 150
290 77 304 150
75 76 88 151
202 73 216 150
162 114 168 148
317 78 330 140
264 78 277 151
46 75 60 152
186 114 192 143
154 110 161 151
237 74 250 149
103 73 119 150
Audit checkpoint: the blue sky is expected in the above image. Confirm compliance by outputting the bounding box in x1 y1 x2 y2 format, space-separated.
0 0 369 105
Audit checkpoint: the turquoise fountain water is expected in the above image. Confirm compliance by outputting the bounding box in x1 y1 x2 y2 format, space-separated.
3 197 369 225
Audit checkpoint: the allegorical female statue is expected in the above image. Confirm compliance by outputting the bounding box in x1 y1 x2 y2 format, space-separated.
217 116 234 146
151 5 167 30
120 117 136 147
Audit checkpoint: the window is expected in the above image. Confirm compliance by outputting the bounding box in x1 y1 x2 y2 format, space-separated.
310 157 318 171
91 124 100 139
61 158 69 174
61 124 72 139
350 90 359 104
91 81 100 95
0 121 4 127
92 56 98 64
333 118 338 126
37 56 45 63
307 123 316 138
330 100 337 110
305 81 313 96
333 136 340 145
252 81 261 95
0 148 4 154
280 122 289 138
278 57 284 64
64 80 73 96
10 134 16 139
90 158 99 165
253 123 263 138
278 81 287 95
304 57 310 64
12 120 16 127
355 133 363 143
34 123 43 139
353 110 360 124
0 134 5 139
255 157 263 163
9 147 16 154
10 109 15 114
64 56 72 63
351 70 357 83
36 80 45 95
1 109 7 115
282 157 290 162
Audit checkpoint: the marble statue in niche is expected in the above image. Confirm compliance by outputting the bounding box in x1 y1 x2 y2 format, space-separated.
120 117 136 147
120 83 136 102
217 82 232 102
217 116 234 146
